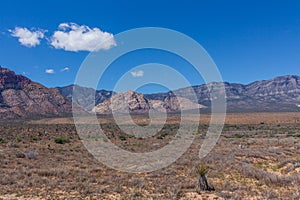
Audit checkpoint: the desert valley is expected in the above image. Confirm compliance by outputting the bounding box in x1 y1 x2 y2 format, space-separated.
2 1 300 199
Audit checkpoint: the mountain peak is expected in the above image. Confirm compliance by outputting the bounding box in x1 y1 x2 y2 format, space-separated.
0 67 72 119
0 66 13 73
93 90 150 114
0 67 31 90
271 75 300 81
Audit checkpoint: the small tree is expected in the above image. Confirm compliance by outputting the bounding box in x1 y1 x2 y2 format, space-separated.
196 164 215 193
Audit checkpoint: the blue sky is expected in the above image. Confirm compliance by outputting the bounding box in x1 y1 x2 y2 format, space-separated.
1 0 300 93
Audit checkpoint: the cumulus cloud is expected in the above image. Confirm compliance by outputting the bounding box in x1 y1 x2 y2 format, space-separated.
10 27 45 47
45 69 55 74
60 67 70 72
131 70 144 77
50 23 116 52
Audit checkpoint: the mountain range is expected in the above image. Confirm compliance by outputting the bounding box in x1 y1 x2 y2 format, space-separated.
0 66 299 119
145 75 300 112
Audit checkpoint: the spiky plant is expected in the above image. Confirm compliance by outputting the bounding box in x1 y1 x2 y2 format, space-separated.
196 164 214 193
196 164 208 176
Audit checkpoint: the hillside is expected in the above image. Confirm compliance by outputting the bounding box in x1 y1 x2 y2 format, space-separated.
0 67 72 119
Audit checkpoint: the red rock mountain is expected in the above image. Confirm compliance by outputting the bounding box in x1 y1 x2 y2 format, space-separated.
92 90 206 114
0 67 72 119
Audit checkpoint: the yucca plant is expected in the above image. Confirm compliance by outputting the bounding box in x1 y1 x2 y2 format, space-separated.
196 164 214 193
196 164 208 176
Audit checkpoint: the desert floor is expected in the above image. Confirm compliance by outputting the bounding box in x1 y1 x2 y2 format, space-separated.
0 112 300 199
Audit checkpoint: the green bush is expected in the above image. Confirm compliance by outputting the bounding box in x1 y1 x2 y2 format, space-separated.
118 135 127 141
16 152 26 158
0 138 6 143
233 133 243 138
54 136 70 144
31 137 39 141
287 132 295 137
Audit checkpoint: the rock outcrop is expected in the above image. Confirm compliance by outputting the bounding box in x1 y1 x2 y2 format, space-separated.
92 90 206 114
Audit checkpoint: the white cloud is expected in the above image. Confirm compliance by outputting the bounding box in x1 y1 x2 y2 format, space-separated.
22 72 30 75
45 69 55 74
131 70 144 77
50 23 116 52
10 27 45 47
60 67 70 72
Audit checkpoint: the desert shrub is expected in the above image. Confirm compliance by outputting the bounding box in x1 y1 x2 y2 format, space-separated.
31 137 39 141
233 133 243 138
128 134 135 138
262 189 279 199
26 151 38 159
118 135 127 141
0 138 6 143
238 162 300 186
219 191 233 199
8 143 20 148
278 158 295 168
16 152 26 158
285 162 300 173
54 136 70 144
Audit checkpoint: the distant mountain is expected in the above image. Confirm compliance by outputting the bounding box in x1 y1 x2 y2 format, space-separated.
92 90 205 114
93 90 150 114
1 66 298 119
0 67 72 119
145 75 300 112
57 84 114 111
58 75 300 113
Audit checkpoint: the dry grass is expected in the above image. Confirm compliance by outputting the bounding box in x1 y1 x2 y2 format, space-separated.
30 112 300 125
